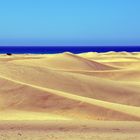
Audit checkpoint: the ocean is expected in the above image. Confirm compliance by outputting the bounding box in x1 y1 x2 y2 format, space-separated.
0 46 140 54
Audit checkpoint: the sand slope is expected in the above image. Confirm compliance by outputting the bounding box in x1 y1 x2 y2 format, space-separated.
0 52 140 121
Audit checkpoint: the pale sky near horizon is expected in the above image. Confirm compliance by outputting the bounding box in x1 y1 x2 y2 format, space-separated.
0 0 140 46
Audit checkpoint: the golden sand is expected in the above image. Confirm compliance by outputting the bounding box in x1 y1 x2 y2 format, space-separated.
0 52 140 139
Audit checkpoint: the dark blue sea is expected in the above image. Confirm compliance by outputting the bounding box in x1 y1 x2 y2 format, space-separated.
0 46 140 54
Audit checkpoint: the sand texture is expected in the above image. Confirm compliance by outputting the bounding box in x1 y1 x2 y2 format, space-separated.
0 52 140 139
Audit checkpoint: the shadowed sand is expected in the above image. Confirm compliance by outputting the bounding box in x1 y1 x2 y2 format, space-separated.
0 52 140 139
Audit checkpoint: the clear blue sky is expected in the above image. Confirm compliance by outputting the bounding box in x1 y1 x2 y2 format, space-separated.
0 0 140 46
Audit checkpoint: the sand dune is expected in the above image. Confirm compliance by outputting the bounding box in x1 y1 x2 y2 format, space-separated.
10 52 118 70
61 69 140 82
0 52 140 121
0 61 140 107
0 75 140 121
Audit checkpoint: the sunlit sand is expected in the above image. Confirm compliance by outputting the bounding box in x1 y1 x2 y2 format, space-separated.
0 52 140 139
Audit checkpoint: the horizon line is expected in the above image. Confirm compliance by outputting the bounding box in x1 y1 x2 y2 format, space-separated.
0 46 140 47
